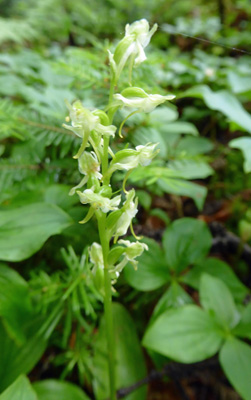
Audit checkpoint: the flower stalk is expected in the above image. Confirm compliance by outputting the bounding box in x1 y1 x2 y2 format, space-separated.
63 19 175 400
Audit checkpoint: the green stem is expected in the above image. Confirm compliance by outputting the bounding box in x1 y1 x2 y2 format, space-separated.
97 212 117 400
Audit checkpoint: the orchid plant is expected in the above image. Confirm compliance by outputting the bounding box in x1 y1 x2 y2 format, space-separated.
63 19 175 400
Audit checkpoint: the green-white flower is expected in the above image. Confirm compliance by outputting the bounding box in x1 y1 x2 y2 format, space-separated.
109 190 138 240
69 151 102 195
108 19 158 83
113 87 175 113
77 187 121 213
115 239 148 271
107 143 159 174
63 101 116 143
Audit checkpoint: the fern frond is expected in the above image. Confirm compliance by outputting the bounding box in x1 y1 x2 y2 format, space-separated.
0 17 37 45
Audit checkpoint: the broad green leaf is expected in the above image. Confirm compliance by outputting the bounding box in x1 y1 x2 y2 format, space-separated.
199 274 240 330
160 121 198 136
167 159 214 179
0 375 37 400
175 136 213 156
162 218 212 272
158 178 207 210
181 257 249 302
230 137 251 173
150 282 193 324
93 303 147 400
219 338 251 400
143 305 223 363
124 238 169 291
0 203 73 261
233 303 251 340
0 304 63 392
44 185 79 210
33 380 90 400
0 264 32 345
182 85 251 133
227 71 251 94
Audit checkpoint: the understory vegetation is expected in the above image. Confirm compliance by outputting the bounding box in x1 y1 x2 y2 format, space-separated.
0 1 251 399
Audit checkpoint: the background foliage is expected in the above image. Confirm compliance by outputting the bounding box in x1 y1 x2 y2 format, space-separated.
0 0 251 399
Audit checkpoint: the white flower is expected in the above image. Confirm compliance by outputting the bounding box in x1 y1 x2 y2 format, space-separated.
136 143 159 166
69 151 102 195
114 239 148 271
77 187 121 213
108 143 159 174
113 87 175 113
112 190 138 240
109 19 158 82
63 101 116 141
63 100 99 138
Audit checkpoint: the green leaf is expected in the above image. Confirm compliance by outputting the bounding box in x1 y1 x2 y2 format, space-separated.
0 203 73 261
0 375 37 399
233 303 251 340
167 159 214 179
0 264 32 345
33 380 90 400
182 85 251 133
151 282 193 324
158 178 207 210
143 305 223 363
175 137 213 156
93 303 147 400
181 257 249 302
227 71 251 94
124 238 169 291
230 137 251 173
0 304 62 392
199 274 240 330
162 218 212 273
219 338 251 400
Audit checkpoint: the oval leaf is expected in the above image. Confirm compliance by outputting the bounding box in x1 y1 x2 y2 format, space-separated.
0 375 37 400
219 338 251 400
181 257 249 302
0 203 73 261
143 305 223 363
124 238 169 291
33 380 90 400
162 218 212 272
199 274 240 330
